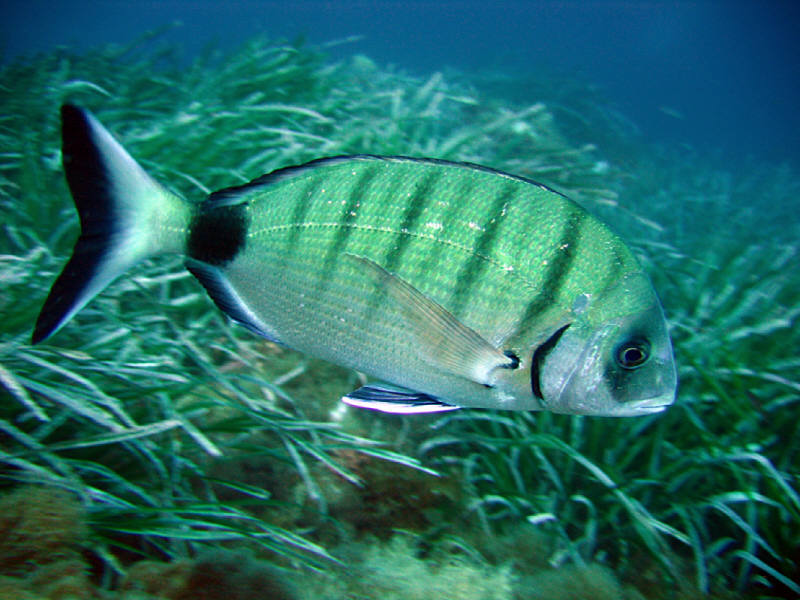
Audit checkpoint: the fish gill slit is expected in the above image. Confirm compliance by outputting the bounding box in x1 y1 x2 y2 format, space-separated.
531 323 571 400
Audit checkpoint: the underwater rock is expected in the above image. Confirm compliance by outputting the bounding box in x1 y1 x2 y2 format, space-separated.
120 559 193 599
302 535 513 600
516 563 625 600
0 486 94 598
0 486 87 577
120 550 297 600
27 559 95 600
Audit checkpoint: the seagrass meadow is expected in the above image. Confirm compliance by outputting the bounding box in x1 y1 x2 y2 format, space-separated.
0 34 798 599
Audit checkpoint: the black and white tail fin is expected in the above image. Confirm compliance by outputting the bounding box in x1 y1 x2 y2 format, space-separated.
32 105 192 344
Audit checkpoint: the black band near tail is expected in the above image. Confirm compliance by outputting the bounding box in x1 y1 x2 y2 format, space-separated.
186 203 248 267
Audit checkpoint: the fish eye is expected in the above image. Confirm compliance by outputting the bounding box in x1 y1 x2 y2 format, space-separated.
616 340 649 369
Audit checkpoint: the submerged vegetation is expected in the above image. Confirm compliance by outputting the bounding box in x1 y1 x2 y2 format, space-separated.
0 32 798 598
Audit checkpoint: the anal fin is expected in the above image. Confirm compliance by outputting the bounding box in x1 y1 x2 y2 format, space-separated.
343 384 460 414
185 258 281 344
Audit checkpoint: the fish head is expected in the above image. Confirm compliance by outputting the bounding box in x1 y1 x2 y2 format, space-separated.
537 273 677 416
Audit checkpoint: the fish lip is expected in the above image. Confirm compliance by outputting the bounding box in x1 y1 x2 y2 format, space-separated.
620 396 674 416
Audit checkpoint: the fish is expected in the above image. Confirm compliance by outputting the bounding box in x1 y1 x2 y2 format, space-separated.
32 105 677 416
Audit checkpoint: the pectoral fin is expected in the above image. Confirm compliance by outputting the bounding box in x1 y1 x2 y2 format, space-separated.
347 254 516 386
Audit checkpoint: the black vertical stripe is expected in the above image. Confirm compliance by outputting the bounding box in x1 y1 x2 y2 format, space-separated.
361 170 443 322
606 246 626 289
449 181 518 317
511 208 588 344
320 163 380 274
287 174 325 251
382 171 440 274
416 175 474 279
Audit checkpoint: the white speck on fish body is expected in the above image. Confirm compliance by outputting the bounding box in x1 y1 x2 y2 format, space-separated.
425 221 443 230
495 389 515 405
468 221 484 232
502 264 514 272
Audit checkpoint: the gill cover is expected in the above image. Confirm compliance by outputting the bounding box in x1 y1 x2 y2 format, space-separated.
538 273 677 416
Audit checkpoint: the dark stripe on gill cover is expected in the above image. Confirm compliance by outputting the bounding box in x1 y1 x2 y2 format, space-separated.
320 163 380 274
512 208 587 344
382 170 440 274
449 180 518 317
187 203 249 266
531 323 571 400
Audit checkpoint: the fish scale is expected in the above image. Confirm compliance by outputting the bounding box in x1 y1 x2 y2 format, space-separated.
33 105 676 415
239 158 608 339
216 159 612 392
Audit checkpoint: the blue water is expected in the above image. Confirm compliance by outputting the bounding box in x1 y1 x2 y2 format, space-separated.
3 1 799 166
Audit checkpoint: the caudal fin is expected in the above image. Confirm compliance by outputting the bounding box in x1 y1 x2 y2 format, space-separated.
32 105 191 344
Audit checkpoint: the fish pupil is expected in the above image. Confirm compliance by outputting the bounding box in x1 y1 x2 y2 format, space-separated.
616 341 649 369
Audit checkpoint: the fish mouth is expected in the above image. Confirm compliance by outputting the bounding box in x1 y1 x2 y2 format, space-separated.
620 395 674 416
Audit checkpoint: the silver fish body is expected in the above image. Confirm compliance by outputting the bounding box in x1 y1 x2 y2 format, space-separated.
33 105 677 416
